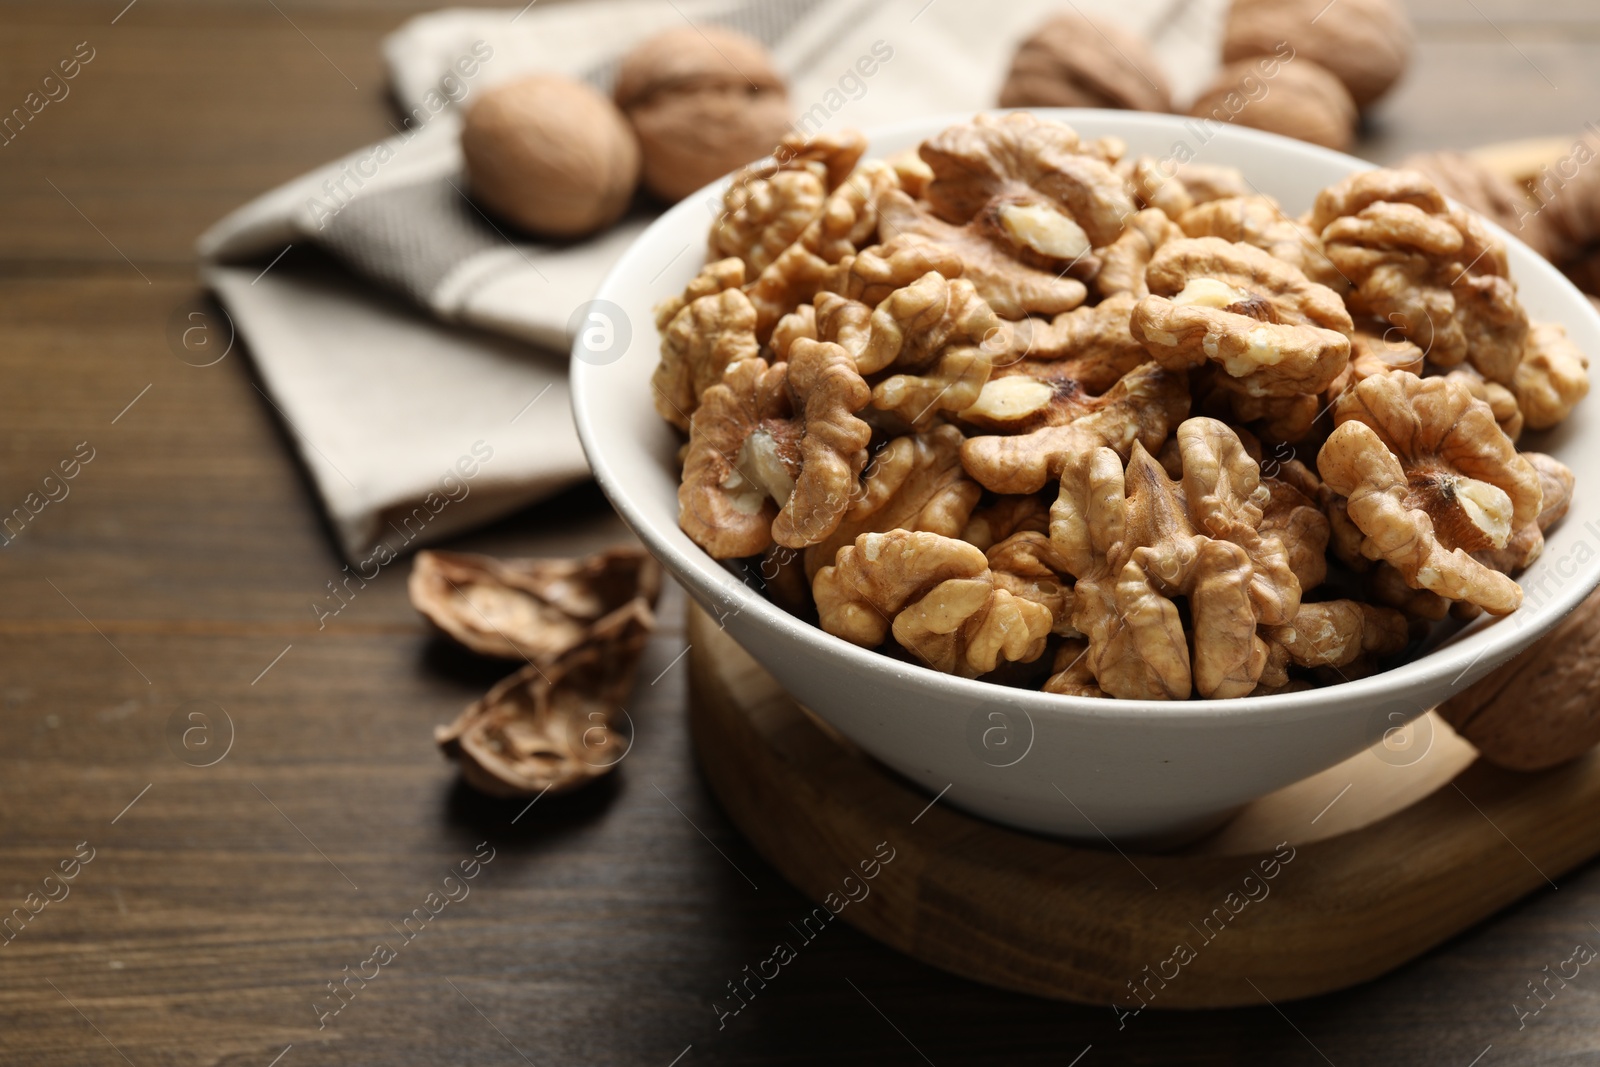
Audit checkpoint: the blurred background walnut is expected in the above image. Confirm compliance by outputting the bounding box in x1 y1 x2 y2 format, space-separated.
997 11 1173 112
615 25 792 203
1189 56 1357 151
460 73 639 238
1223 0 1413 110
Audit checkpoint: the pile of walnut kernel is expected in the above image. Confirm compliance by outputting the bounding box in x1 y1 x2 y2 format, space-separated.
650 114 1590 701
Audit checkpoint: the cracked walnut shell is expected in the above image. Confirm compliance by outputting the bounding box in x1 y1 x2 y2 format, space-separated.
409 547 661 663
814 530 1053 677
1131 237 1353 397
434 599 654 797
1318 371 1542 614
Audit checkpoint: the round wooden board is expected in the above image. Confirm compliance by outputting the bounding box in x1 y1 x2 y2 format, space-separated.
685 602 1600 1009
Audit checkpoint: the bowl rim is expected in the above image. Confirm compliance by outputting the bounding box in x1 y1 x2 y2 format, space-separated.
571 107 1600 728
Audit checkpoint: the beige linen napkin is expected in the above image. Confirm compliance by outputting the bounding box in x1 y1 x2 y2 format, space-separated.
197 0 1226 563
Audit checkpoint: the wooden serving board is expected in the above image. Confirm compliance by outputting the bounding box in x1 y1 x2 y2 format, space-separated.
686 603 1600 1009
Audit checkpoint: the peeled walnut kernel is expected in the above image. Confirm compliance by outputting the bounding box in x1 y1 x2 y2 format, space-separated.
814 530 1052 677
652 259 759 431
960 360 1191 495
1313 168 1529 383
1131 237 1353 397
461 74 640 239
998 12 1173 113
1318 371 1542 615
1400 150 1556 259
1050 418 1308 699
1515 321 1590 430
802 425 981 579
615 26 791 203
1189 58 1357 152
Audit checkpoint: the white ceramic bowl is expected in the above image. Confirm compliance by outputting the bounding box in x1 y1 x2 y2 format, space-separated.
572 110 1600 842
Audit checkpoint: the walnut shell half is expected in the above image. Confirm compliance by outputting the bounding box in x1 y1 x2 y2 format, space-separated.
435 601 655 797
409 547 661 662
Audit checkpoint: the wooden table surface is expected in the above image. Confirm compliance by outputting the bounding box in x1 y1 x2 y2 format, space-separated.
3 2 1599 1064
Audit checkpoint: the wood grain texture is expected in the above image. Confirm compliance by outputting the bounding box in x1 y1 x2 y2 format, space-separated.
3 1 1600 1064
687 605 1600 1010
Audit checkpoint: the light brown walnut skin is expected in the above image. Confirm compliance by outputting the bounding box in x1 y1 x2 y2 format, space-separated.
678 358 794 559
998 12 1173 113
1438 589 1600 771
614 26 791 204
918 112 1135 248
960 359 1191 495
1049 419 1308 699
874 191 1089 319
1131 236 1353 398
1516 321 1591 430
1188 57 1357 153
813 530 1052 677
1312 168 1529 384
1317 374 1539 615
1224 0 1412 109
802 425 981 580
652 270 759 431
461 74 640 239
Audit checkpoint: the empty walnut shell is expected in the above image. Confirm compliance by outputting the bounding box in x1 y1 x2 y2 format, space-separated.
1189 57 1357 152
409 547 661 662
615 26 792 203
1223 0 1412 109
435 601 655 797
998 12 1174 113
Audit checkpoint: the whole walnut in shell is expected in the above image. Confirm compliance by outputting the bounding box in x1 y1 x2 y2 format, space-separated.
615 26 791 203
1223 0 1412 109
1189 56 1357 152
461 74 640 239
998 12 1173 113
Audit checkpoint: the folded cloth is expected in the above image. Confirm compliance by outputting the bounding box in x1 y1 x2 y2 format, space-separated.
198 0 1225 562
